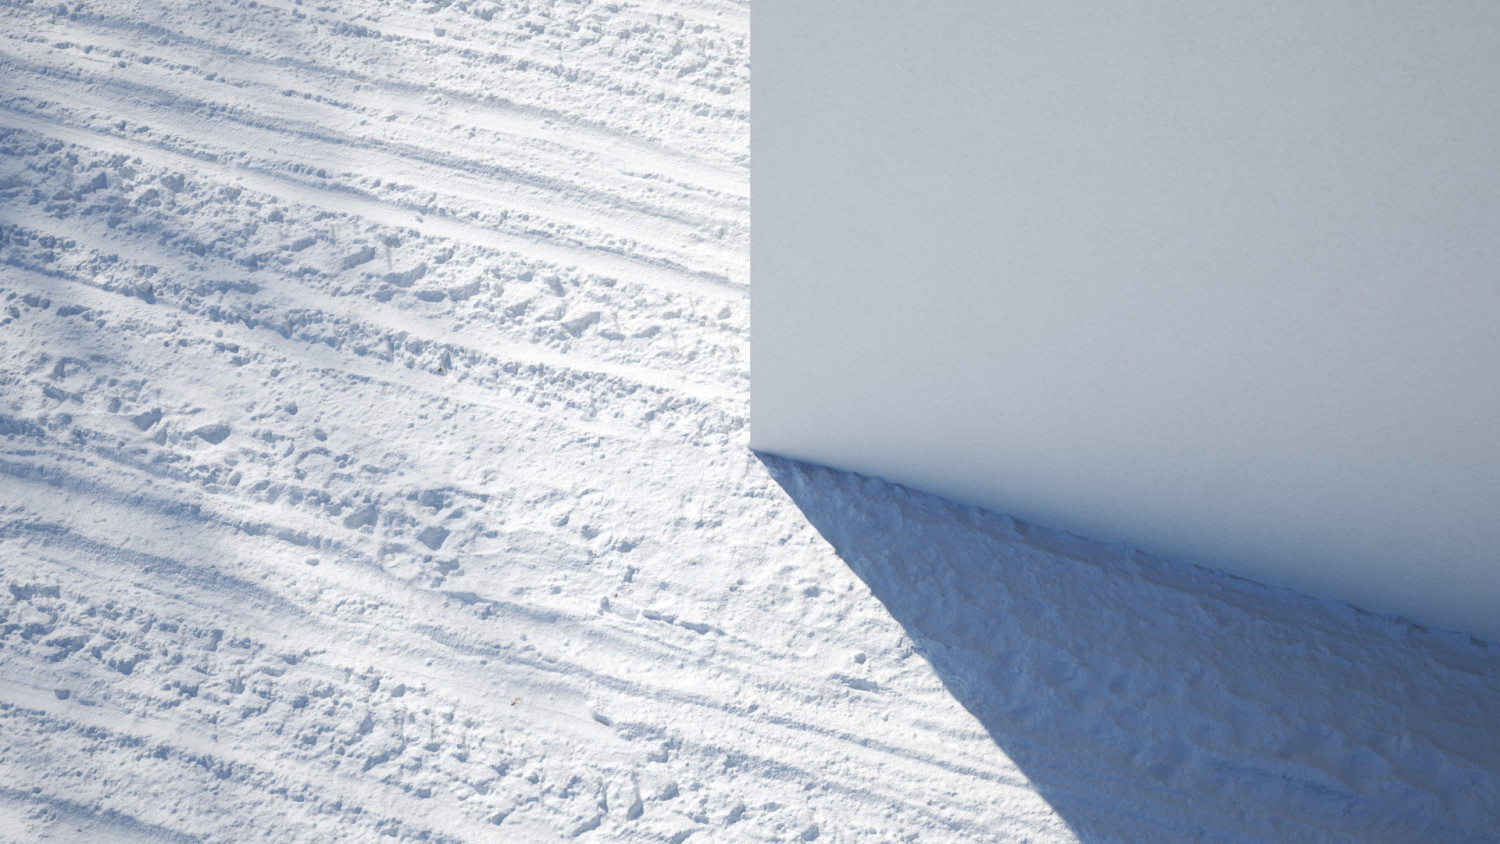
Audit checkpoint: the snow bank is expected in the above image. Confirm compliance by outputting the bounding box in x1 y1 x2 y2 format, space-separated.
5 0 1500 840
753 1 1500 641
762 454 1500 843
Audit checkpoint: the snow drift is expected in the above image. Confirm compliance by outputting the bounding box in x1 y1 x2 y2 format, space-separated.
753 0 1500 642
2 1 1498 841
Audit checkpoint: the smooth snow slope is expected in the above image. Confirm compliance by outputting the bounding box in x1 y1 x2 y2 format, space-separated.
0 1 1496 842
753 0 1500 643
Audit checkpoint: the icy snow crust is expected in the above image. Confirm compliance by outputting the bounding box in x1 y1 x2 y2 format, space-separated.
0 1 1496 842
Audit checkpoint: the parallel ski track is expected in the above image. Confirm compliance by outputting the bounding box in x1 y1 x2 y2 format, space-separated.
0 2 1060 840
0 101 745 300
22 1 1488 842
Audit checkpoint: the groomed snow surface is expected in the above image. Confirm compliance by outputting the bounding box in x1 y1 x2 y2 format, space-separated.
0 1 1496 842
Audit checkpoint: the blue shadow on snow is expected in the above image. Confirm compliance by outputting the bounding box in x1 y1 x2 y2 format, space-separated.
758 452 1500 843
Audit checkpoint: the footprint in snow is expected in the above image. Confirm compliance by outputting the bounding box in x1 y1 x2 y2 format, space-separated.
193 424 230 444
417 526 449 551
131 408 162 430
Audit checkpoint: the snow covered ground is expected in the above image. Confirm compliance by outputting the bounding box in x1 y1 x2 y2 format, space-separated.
0 1 1497 842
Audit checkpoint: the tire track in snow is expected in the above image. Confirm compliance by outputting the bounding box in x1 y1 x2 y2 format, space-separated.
0 45 744 266
1 473 1030 842
0 2 749 191
1 431 1045 839
0 103 744 299
0 1 1094 841
73 1 749 128
2 246 743 412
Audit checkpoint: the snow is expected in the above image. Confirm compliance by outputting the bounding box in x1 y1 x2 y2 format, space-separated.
752 1 1500 642
0 1 1497 842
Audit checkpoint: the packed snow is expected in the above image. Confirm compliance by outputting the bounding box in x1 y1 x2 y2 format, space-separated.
1 1 1497 842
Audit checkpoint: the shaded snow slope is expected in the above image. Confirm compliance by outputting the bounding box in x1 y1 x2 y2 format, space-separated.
1 1 1496 842
765 457 1500 843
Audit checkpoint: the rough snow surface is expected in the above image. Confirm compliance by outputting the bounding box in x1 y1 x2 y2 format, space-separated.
1 1 1497 842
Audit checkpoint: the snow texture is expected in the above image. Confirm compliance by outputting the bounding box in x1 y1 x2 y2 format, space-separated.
753 1 1500 642
0 1 1497 842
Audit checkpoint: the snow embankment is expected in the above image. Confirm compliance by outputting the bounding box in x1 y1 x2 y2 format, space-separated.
0 1 1496 842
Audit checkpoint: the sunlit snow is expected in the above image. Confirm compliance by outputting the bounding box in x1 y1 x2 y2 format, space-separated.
0 1 1496 842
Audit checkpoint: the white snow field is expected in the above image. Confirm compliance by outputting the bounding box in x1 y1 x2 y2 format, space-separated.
0 2 1496 843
